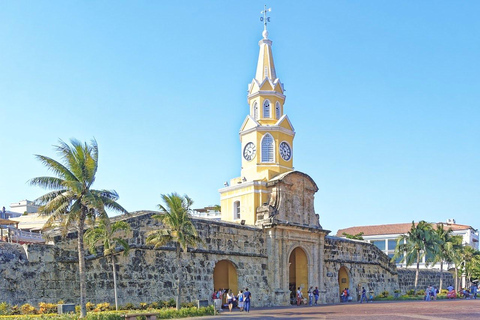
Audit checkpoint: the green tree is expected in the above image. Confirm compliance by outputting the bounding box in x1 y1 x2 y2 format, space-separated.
432 224 462 290
342 232 364 240
30 139 127 318
146 193 203 310
392 220 439 292
84 218 131 311
458 246 480 287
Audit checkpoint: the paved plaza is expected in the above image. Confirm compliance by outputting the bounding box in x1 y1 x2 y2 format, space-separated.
192 300 480 319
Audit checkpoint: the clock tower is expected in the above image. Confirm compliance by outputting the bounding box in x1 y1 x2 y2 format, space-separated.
219 11 296 225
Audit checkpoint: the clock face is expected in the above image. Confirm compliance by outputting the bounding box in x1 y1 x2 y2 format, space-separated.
279 142 292 161
243 142 256 161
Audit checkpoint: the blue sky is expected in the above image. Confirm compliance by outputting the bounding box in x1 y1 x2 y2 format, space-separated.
1 1 479 234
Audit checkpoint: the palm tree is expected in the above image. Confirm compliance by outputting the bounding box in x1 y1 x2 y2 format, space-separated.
146 193 203 310
84 218 131 311
30 139 127 318
392 220 439 292
432 224 462 291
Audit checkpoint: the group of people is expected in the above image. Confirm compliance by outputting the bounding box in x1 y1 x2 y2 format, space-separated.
424 285 439 301
340 287 351 302
212 288 251 312
458 284 478 299
294 286 320 306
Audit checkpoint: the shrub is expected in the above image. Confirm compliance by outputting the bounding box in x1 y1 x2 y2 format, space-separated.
10 305 20 315
20 303 37 315
167 298 176 308
416 289 425 296
441 289 448 294
122 302 135 310
93 302 111 312
39 302 57 314
380 291 389 298
86 302 96 311
0 302 10 315
139 302 148 310
406 289 415 296
149 302 160 309
180 302 196 308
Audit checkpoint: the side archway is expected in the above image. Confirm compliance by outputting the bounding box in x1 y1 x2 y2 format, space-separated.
288 247 308 304
338 266 350 301
213 260 238 304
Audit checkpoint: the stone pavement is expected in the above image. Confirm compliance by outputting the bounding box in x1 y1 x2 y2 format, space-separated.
191 299 480 319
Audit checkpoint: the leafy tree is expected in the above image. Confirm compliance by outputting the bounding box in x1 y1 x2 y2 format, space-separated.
84 218 131 311
392 220 439 292
458 246 480 287
146 193 203 310
342 232 364 240
30 139 127 318
432 224 462 290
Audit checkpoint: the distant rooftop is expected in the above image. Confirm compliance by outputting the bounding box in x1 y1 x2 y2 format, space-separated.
336 220 476 237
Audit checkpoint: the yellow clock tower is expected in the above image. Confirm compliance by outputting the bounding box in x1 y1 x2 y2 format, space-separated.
219 13 295 225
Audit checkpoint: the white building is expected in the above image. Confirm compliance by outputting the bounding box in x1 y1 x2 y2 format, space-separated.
337 219 479 270
191 206 221 221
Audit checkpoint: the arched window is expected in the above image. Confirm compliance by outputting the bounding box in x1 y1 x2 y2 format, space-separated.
263 100 271 118
233 201 240 220
275 102 281 119
253 102 258 120
261 133 274 163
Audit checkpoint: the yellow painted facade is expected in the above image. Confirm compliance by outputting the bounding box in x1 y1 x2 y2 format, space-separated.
219 30 295 225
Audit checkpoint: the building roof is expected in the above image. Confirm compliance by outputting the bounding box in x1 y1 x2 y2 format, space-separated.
336 222 475 237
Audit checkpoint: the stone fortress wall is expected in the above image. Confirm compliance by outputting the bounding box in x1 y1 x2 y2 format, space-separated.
0 211 452 307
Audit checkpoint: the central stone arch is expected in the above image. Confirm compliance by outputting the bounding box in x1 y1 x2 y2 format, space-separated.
213 260 238 304
288 247 308 304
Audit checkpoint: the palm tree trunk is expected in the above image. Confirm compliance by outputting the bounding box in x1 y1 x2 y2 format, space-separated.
439 262 444 292
176 243 182 311
78 214 87 318
454 265 458 292
414 250 420 293
112 254 118 311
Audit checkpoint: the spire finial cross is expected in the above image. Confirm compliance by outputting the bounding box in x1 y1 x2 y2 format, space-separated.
260 5 272 39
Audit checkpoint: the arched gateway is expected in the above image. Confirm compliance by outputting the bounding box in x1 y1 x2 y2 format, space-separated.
289 247 308 304
338 266 350 301
213 260 238 304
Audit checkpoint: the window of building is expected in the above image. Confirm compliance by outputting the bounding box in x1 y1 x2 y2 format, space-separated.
388 240 397 251
264 66 268 78
372 240 385 251
234 201 240 220
388 253 403 264
253 102 258 120
263 100 271 118
261 133 274 163
275 102 281 119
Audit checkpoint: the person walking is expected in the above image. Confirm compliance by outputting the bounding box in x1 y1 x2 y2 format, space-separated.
237 290 244 311
226 290 234 312
360 287 367 303
296 287 303 306
308 287 313 306
313 286 319 305
243 288 252 313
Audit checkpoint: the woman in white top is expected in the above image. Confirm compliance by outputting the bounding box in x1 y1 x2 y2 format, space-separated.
226 290 234 312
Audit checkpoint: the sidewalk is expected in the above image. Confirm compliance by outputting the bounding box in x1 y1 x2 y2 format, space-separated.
190 299 480 319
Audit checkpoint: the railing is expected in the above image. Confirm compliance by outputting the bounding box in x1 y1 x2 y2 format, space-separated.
8 228 44 243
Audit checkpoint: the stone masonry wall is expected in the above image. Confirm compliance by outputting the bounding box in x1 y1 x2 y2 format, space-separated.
397 269 454 293
323 237 398 303
0 242 77 306
0 212 271 307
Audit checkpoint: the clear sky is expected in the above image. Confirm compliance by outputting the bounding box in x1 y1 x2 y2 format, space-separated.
1 1 479 234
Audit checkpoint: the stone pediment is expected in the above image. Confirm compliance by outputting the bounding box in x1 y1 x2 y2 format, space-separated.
256 171 321 229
